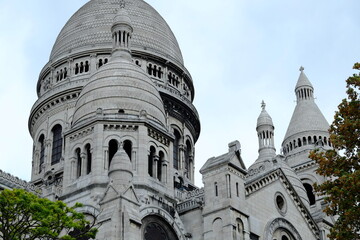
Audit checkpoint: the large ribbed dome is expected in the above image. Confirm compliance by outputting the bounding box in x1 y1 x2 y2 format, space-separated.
50 0 184 64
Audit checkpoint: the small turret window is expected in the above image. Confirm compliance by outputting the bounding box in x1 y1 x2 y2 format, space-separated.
108 139 118 166
123 140 132 161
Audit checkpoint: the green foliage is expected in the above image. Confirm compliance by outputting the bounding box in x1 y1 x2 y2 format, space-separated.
0 189 97 240
309 63 360 240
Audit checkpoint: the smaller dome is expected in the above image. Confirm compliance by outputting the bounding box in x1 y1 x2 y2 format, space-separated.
257 101 274 127
72 58 167 127
113 4 132 27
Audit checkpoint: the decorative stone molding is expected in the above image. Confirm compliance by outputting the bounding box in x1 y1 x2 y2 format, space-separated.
0 170 40 194
30 90 81 131
246 164 265 177
148 128 170 146
293 160 317 173
103 124 138 132
245 170 280 195
69 126 94 141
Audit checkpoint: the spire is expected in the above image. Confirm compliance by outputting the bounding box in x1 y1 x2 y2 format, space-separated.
295 66 314 102
256 101 276 160
111 0 133 61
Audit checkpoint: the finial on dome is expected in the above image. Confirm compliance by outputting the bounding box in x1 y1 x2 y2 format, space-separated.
261 100 266 110
299 66 304 72
120 0 125 8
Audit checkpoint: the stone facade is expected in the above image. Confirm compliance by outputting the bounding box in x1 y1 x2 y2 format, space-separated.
23 0 335 239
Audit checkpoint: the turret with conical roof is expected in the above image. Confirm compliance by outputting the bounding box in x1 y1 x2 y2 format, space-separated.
109 142 133 191
282 67 331 166
256 101 276 161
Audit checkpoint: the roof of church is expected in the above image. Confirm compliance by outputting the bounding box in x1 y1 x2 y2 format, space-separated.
283 69 329 143
50 0 184 65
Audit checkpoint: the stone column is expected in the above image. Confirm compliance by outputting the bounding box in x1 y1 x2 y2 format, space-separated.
81 152 86 176
104 148 109 170
179 144 185 171
45 139 52 170
90 54 97 74
153 155 159 180
162 160 168 184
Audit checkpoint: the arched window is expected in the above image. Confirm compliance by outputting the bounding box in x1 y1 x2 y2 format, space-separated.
108 139 118 167
303 183 316 205
236 218 244 240
147 64 152 75
308 136 312 144
76 148 81 178
185 140 192 178
38 134 45 173
123 140 132 161
142 215 179 240
158 151 164 181
173 129 181 170
51 124 62 165
148 146 155 177
75 63 79 74
85 144 91 174
84 61 89 72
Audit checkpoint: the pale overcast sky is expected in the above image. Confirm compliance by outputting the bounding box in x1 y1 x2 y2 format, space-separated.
0 0 359 186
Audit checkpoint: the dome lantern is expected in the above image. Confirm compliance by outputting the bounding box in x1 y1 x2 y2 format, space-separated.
111 0 133 61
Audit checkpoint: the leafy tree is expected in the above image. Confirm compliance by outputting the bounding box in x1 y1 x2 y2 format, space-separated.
309 63 360 240
0 188 97 240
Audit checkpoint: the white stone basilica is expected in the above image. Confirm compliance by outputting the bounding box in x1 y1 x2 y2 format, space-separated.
2 0 336 239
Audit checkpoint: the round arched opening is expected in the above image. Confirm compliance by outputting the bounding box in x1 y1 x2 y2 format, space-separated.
142 215 179 240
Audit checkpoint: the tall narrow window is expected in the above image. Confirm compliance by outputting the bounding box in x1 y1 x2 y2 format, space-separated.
148 146 155 177
215 182 218 197
173 130 181 170
76 148 81 178
108 139 118 167
236 182 239 197
158 151 164 181
226 174 231 198
123 140 132 161
303 183 316 205
85 144 91 174
38 134 45 173
185 140 191 178
51 125 62 165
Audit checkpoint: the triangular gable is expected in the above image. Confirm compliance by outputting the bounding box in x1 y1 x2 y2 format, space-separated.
122 185 140 205
100 184 119 204
245 168 320 239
